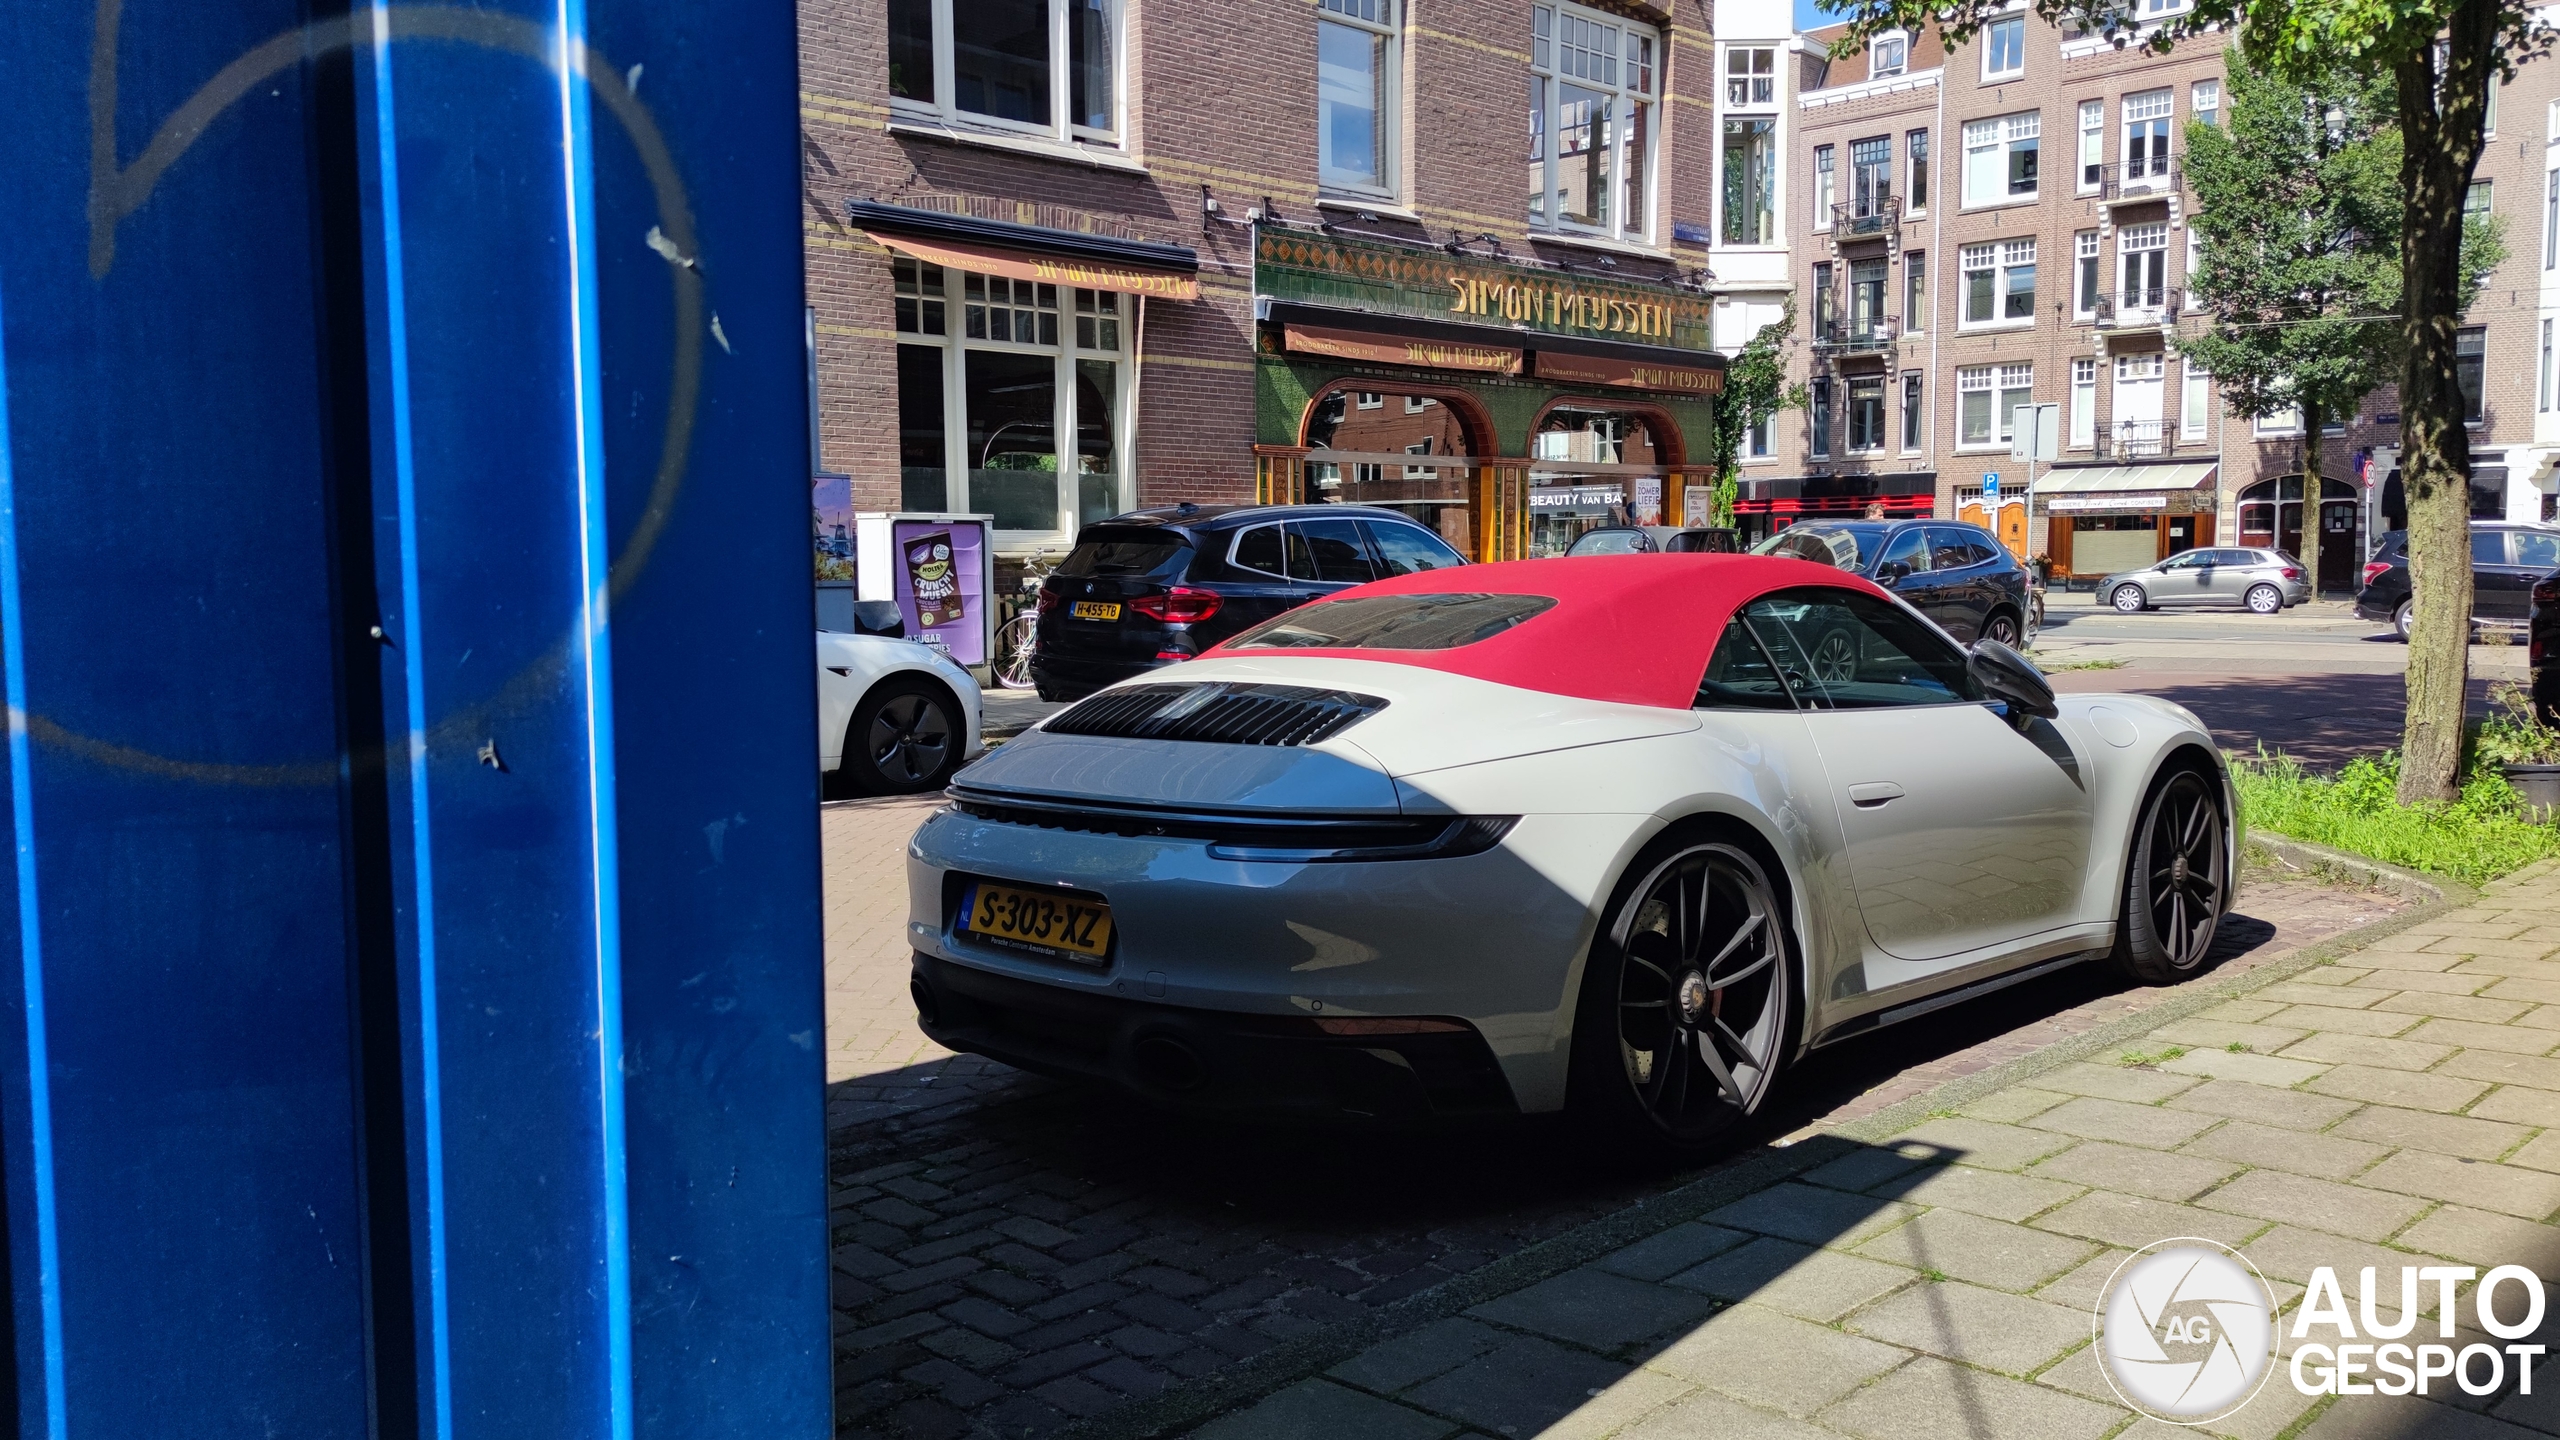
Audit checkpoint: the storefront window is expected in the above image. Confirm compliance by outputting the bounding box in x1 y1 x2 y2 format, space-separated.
893 256 1129 538
1530 405 1665 554
1304 387 1476 550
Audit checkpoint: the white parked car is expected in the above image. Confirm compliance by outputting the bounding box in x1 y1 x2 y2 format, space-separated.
901 556 2234 1156
818 620 984 795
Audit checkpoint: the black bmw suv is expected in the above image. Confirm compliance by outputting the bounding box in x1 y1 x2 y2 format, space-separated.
1749 519 2035 646
1028 504 1469 700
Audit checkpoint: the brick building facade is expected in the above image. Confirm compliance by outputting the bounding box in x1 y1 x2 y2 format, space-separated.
801 0 1731 566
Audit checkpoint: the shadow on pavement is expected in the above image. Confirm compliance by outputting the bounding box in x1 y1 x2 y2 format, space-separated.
2049 671 2501 772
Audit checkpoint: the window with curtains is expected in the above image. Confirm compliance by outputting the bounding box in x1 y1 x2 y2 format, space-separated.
887 0 1121 144
2182 362 2210 439
2070 358 2096 447
2078 100 2103 190
1529 1 1661 243
1813 145 1836 228
2074 230 2100 316
1958 363 2033 446
1872 32 1909 77
1903 251 1928 332
891 256 1131 537
1317 0 1400 195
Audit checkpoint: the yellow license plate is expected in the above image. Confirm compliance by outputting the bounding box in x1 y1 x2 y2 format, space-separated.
959 881 1114 961
1071 600 1122 621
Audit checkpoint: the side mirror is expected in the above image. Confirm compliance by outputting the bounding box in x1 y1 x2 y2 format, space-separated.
1970 639 2058 721
852 599 906 638
1877 561 1912 584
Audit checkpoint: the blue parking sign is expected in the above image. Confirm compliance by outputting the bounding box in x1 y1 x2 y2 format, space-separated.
1983 473 2001 500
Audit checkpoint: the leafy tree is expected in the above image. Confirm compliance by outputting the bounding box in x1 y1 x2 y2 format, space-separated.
1824 0 2550 802
1705 300 1809 527
2178 51 2498 604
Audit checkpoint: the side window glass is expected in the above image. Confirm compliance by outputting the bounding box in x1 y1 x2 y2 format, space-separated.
1695 615 1799 710
1876 528 1930 580
1290 518 1378 583
1927 527 1977 570
1230 524 1285 577
2474 531 2513 566
1282 525 1318 580
1741 589 1978 709
2516 532 2560 569
1364 521 1466 575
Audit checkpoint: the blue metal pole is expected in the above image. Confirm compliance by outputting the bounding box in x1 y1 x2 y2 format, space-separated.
0 3 828 1435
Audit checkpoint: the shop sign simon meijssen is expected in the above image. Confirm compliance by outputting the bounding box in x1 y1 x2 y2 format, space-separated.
1255 230 1716 354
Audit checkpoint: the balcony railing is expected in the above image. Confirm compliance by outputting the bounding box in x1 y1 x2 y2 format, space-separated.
1812 316 1898 356
1830 196 1902 239
2099 159 2180 198
2100 419 2191 458
2091 288 2181 328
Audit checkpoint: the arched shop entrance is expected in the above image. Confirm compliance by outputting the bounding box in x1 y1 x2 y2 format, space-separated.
1528 400 1683 556
1300 380 1498 555
2237 474 2359 594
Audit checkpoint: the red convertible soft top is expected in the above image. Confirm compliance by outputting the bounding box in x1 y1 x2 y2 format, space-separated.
1202 554 1888 711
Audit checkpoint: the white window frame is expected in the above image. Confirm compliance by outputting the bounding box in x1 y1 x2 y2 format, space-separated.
2542 318 2553 412
1981 12 2026 80
1404 394 1434 413
1317 0 1402 197
2181 361 2210 439
1404 438 1435 478
1529 0 1662 245
2118 221 2169 314
1357 390 1384 409
2192 79 2220 127
2077 99 2104 192
2074 229 2101 318
888 0 1125 147
1901 370 1926 453
2255 403 2303 436
1813 145 1836 230
1961 111 2040 208
1959 238 2037 330
2121 88 2174 188
2546 168 2559 269
2070 357 2097 448
890 256 1137 543
1957 363 2035 448
1871 31 1909 78
2185 228 2205 307
1725 46 1777 108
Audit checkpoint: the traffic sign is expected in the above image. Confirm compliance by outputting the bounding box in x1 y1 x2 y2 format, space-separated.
1983 473 2001 500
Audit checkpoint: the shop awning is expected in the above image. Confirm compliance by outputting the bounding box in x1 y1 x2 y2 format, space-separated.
1283 323 1522 374
848 200 1200 300
1260 301 1725 393
2031 462 2215 501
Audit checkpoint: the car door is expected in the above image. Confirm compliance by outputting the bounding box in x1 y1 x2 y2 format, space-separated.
2474 530 2530 622
1287 516 1380 599
1925 527 1992 641
1869 527 1942 627
1741 587 2095 967
2515 531 2560 613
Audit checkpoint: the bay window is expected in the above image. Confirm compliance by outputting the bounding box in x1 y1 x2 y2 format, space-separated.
1721 118 1778 244
1962 112 2039 207
1319 0 1400 194
887 0 1121 144
893 256 1131 538
1530 2 1661 243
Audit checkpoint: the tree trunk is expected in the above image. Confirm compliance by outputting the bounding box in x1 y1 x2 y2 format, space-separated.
2299 400 2322 603
2395 17 2492 805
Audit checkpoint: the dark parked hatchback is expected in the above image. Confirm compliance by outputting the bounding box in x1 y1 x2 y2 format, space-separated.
2535 567 2558 725
1748 519 2035 646
1028 504 1469 700
2356 524 2560 639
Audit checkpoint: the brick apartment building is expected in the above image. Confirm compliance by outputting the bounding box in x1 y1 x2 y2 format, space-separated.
1714 3 2560 591
800 0 1732 570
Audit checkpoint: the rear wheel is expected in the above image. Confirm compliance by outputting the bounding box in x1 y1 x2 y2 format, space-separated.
2109 769 2228 984
1980 610 2022 648
2112 584 2148 613
2245 584 2283 616
840 678 960 795
2394 600 2415 642
1569 836 1793 1156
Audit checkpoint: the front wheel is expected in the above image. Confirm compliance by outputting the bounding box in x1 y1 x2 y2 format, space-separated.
2245 584 2283 616
1980 610 2022 648
2109 769 2228 984
992 613 1039 690
2112 584 2149 613
840 678 961 795
1569 838 1794 1156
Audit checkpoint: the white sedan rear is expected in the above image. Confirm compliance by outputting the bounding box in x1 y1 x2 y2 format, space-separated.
818 630 984 795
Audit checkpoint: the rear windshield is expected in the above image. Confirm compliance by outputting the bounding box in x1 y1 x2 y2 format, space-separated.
1055 530 1188 578
1228 592 1557 651
1751 525 1878 570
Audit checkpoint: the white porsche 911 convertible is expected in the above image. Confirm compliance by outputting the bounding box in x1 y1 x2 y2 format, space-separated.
902 556 2233 1154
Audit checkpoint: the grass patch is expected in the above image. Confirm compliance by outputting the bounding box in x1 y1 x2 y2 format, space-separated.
2119 1046 2188 1068
2034 657 2129 671
2233 747 2560 885
2226 1041 2251 1053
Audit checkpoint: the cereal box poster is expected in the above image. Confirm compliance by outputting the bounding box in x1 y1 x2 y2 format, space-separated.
890 519 987 665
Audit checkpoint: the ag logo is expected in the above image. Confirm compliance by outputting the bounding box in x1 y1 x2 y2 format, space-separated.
2095 1239 2278 1424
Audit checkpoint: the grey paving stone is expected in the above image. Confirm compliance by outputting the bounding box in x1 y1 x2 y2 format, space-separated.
1617 1385 1849 1440
2360 1149 2560 1220
1594 1222 1752 1282
1846 1279 2091 1376
1665 1237 1915 1323
1465 1268 1715 1350
2442 1049 2560 1095
2295 1389 2544 1439
2039 1061 2207 1104
1192 1379 1456 1440
1400 1336 1629 1438
2306 1064 2495 1114
1702 1182 1920 1248
2498 1130 2560 1176
1326 1317 1506 1395
2370 991 2537 1024
2371 970 2509 997
2266 1002 2427 1035
1646 1302 1906 1417
1802 1141 1942 1194
2036 1247 2136 1313
2180 1118 2391 1181
2027 1096 2221 1150
2405 1017 2560 1056
2199 1169 2433 1241
2333 1103 2532 1160
2470 1084 2560 1127
1961 1086 2073 1123
2151 1017 2315 1056
2400 1204 2560 1271
1864 1162 2084 1223
2031 1339 2116 1403
1817 1353 2125 1440
2030 1138 2246 1202
2166 1077 2360 1132
2242 1223 2434 1289
2033 1190 2268 1250
2161 1047 2334 1088
1854 1207 2099 1293
1533 1368 1695 1440
1887 1116 2079 1172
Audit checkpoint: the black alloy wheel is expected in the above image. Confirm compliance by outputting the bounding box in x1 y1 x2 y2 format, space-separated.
841 678 960 795
1573 840 1792 1151
1808 628 1859 685
2110 769 2228 983
1980 610 2022 648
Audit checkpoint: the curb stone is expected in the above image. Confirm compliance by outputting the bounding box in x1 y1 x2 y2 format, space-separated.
1060 832 2465 1440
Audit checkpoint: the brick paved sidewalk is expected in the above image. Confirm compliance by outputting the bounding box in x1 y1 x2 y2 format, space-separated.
1197 858 2560 1440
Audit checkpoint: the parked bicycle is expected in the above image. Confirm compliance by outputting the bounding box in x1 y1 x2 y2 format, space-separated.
991 552 1061 690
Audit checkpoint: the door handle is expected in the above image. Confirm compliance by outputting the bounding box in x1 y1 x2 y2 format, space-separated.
1848 782 1906 808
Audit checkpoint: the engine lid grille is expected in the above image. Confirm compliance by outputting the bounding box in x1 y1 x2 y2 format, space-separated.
1042 682 1387 747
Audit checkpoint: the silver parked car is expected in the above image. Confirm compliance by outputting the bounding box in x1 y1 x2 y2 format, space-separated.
2101 547 2310 615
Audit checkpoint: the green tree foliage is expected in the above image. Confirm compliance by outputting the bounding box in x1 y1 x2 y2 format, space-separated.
1822 0 2549 802
1706 300 1809 527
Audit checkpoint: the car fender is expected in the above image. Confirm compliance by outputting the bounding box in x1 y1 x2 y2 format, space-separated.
2053 692 2235 936
817 631 986 771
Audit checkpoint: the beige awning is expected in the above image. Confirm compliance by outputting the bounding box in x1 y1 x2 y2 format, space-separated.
2031 462 2215 496
867 231 1200 301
